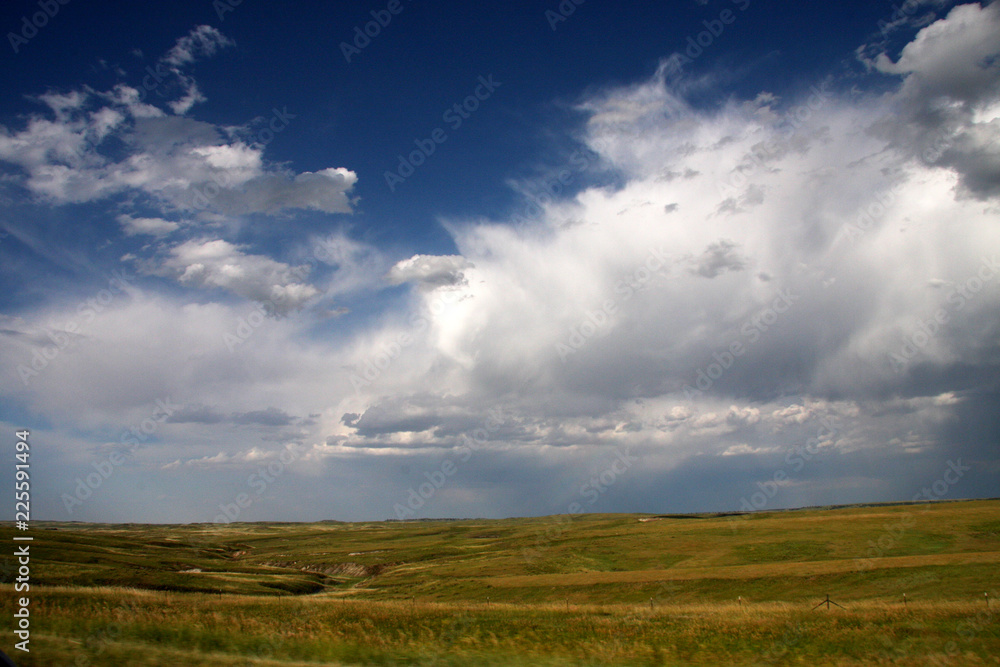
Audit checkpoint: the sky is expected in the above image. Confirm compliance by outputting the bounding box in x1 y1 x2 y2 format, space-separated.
0 0 998 524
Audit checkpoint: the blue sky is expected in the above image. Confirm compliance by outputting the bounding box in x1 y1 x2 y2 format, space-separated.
1 0 998 523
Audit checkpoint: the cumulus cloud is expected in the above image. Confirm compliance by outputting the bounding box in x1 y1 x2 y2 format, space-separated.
0 27 357 216
302 5 999 495
689 239 748 278
210 167 358 215
871 2 1000 198
117 215 180 237
160 26 234 115
0 110 358 215
403 19 999 412
386 254 474 288
157 239 320 315
162 25 235 69
874 3 1000 105
3 9 999 522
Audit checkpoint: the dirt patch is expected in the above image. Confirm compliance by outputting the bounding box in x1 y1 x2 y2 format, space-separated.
261 561 394 577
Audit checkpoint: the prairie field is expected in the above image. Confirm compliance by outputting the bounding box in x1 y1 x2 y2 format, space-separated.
2 499 999 665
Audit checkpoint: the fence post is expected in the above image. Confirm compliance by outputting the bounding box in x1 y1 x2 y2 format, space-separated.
812 594 845 611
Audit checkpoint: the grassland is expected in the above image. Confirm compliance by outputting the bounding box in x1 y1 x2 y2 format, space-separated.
2 499 999 665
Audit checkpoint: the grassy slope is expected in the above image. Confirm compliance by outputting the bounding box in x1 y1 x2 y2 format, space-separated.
1 499 998 665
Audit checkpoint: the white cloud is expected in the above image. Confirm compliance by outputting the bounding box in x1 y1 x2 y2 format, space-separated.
158 239 320 315
302 232 391 297
117 215 180 237
386 254 474 288
875 2 1000 106
689 239 747 278
726 406 761 427
720 443 779 456
3 9 999 521
9 19 999 452
871 2 1000 198
0 27 357 216
162 25 235 69
168 81 208 116
214 167 359 215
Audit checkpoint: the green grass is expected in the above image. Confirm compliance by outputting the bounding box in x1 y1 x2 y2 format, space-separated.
2 499 999 665
730 539 833 564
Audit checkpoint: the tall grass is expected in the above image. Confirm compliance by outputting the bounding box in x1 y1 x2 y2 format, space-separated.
5 586 998 665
